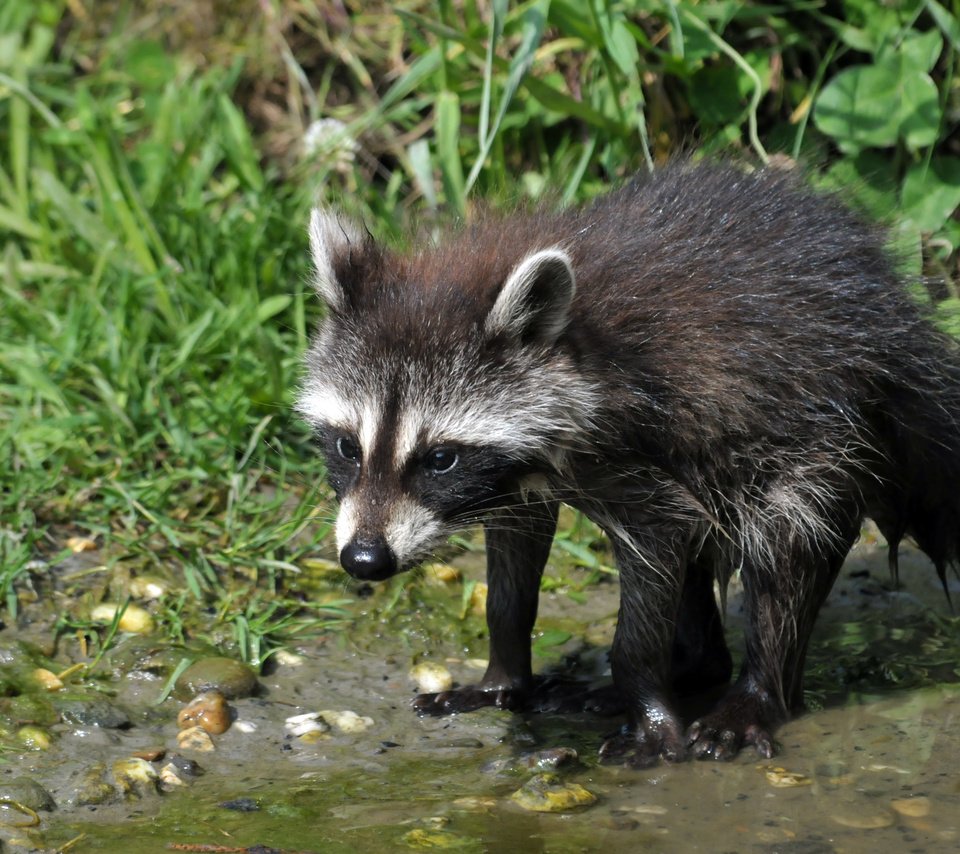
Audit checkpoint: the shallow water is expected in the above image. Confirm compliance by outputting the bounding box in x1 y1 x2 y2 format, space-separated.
6 539 960 853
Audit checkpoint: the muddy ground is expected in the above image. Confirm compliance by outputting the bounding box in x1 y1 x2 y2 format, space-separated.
2 536 959 853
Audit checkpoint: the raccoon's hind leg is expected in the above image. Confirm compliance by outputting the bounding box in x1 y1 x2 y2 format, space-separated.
412 499 559 716
687 503 860 760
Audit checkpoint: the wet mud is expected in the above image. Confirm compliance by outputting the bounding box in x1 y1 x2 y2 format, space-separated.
2 536 958 853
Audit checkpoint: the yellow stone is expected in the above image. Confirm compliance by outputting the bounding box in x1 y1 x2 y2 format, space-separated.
890 797 930 818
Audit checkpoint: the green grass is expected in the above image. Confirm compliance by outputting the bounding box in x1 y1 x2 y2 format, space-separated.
1 0 958 655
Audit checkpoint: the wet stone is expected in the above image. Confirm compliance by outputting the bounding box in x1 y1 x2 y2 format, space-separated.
890 796 931 817
177 725 215 752
0 777 56 812
56 697 130 729
510 773 597 813
830 805 896 829
112 758 159 799
409 662 453 694
218 797 259 812
177 690 232 735
765 766 813 788
173 657 259 701
73 763 117 806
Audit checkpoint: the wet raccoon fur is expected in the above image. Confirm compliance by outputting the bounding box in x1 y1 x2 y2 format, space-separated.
297 161 960 766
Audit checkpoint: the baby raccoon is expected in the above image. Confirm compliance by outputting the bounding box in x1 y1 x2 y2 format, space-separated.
297 161 960 766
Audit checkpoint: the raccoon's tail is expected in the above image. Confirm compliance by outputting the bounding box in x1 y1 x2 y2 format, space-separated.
873 341 960 601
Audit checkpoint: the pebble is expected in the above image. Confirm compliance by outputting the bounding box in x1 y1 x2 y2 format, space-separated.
66 536 97 553
409 662 454 694
830 806 895 829
31 668 63 691
423 563 460 583
469 582 488 616
173 657 259 701
17 726 52 750
177 690 232 735
57 697 130 729
74 763 116 806
112 758 159 798
234 720 258 734
131 747 166 762
318 709 374 733
128 575 168 600
764 766 812 788
159 764 188 789
510 773 597 812
890 796 930 818
91 603 155 634
176 725 216 752
0 777 56 812
285 712 331 737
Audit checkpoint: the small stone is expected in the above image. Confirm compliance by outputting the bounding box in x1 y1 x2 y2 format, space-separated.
218 797 259 812
131 747 166 762
31 668 63 691
510 773 597 812
318 709 374 733
165 754 204 778
409 662 454 694
128 576 168 600
17 726 52 750
272 649 304 667
469 582 488 616
66 536 97 553
890 796 930 818
423 563 460 583
74 762 116 806
234 720 257 734
831 806 895 829
112 758 159 798
764 766 812 788
56 698 130 729
173 657 259 701
284 712 331 737
159 764 187 789
176 725 215 752
90 603 155 634
177 690 231 735
0 777 56 812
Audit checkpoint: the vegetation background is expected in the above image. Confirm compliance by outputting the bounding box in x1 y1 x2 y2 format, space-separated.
1 0 959 659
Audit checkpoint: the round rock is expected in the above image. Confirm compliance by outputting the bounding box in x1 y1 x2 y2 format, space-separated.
173 657 259 701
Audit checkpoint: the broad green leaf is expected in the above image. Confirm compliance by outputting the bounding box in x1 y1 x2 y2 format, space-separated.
814 62 940 152
901 157 960 233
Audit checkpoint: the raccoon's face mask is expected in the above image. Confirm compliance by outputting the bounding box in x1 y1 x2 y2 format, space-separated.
296 209 597 580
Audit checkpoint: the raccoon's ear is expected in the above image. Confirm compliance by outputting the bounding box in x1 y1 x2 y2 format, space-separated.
485 247 575 345
308 208 365 312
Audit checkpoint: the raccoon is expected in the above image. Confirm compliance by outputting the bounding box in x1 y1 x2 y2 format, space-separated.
297 161 960 766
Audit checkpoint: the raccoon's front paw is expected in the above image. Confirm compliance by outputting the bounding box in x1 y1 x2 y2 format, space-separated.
598 717 686 768
686 690 780 760
412 685 525 716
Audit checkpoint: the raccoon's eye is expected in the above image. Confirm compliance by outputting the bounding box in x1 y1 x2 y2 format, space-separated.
336 436 361 464
423 447 458 473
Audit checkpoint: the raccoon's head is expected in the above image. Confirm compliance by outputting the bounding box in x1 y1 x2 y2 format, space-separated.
296 209 598 581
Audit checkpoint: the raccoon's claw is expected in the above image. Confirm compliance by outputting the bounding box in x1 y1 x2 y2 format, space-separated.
412 686 524 716
686 697 778 761
598 720 686 768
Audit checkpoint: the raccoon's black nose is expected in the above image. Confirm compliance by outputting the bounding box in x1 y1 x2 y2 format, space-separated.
340 537 398 581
